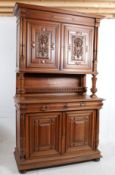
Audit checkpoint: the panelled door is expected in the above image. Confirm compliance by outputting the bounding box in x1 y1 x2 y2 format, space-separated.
27 20 60 71
25 110 96 159
64 110 96 154
26 112 62 159
62 24 94 72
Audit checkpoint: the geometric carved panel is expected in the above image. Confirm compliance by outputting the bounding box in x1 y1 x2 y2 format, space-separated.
73 117 88 145
62 24 94 72
68 116 89 147
65 110 95 153
28 112 61 158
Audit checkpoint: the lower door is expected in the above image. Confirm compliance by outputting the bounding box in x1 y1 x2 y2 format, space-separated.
26 112 61 159
64 110 96 154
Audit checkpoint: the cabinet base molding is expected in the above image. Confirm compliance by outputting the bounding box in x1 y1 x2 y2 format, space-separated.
14 148 101 172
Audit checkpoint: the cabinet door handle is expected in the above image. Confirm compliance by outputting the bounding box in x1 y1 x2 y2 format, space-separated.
31 42 35 48
51 43 55 50
63 104 68 109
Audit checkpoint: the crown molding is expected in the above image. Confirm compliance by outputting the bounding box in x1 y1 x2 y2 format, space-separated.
0 0 115 17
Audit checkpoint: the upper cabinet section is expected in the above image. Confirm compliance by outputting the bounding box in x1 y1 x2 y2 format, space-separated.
14 3 101 74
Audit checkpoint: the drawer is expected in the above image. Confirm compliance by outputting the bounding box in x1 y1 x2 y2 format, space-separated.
25 101 101 113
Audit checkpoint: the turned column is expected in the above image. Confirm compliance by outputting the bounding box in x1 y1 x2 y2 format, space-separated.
90 18 100 98
90 73 97 98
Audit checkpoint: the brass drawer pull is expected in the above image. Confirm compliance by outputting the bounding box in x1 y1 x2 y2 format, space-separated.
63 104 68 109
40 105 48 111
80 102 85 107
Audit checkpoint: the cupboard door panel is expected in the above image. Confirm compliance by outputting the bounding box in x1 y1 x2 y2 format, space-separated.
62 24 94 72
65 110 96 153
27 20 60 71
27 112 61 158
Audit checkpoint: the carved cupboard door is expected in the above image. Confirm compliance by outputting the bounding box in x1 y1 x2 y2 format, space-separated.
26 112 61 159
27 20 60 71
62 24 94 72
64 110 96 154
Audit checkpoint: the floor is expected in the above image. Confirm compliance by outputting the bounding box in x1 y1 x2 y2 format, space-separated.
0 142 115 175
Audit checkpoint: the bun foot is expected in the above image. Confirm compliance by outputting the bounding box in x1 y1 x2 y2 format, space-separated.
19 170 26 174
93 158 100 162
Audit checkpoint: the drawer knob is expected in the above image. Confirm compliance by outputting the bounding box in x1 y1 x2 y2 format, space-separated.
40 105 48 111
80 102 85 107
63 104 68 109
41 60 45 64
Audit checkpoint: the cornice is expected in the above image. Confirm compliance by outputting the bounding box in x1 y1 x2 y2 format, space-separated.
0 1 115 17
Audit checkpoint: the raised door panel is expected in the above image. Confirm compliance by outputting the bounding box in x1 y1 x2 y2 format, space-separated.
62 24 94 72
27 20 60 71
27 112 61 159
65 110 96 154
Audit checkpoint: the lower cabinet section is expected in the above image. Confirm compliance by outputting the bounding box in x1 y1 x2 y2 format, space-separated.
15 109 101 172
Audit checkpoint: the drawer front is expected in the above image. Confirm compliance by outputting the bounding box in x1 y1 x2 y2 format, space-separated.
25 101 101 113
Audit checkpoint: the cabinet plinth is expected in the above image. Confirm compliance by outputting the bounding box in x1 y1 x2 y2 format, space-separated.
14 3 103 172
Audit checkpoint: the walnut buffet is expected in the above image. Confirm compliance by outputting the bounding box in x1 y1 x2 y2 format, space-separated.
14 3 103 173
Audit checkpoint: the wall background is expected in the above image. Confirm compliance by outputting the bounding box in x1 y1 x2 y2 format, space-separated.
0 17 16 144
97 19 115 144
0 17 115 147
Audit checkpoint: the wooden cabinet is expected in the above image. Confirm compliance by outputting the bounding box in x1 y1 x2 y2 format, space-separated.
14 3 103 173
